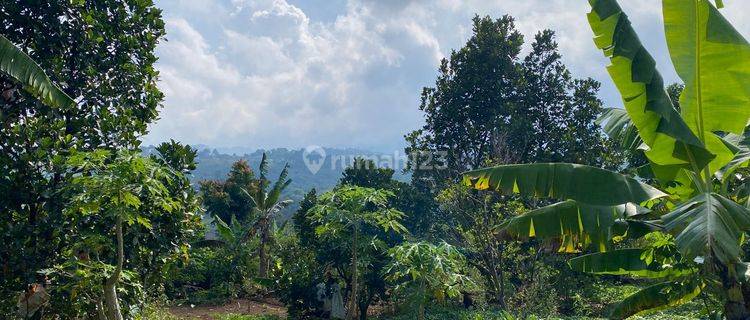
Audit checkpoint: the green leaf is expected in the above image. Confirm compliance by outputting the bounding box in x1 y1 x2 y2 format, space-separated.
613 219 664 240
568 249 696 278
662 192 750 264
598 107 643 153
499 200 627 252
663 0 750 174
0 33 75 109
588 0 713 176
463 163 666 206
717 129 750 181
610 281 702 319
213 216 235 243
135 216 152 229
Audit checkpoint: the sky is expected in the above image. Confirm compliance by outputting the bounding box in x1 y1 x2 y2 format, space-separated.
142 0 750 153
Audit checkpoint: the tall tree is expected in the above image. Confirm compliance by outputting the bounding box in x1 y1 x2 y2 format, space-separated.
0 0 166 307
200 160 257 223
405 15 523 191
293 189 318 248
311 186 407 320
63 150 195 320
406 17 608 195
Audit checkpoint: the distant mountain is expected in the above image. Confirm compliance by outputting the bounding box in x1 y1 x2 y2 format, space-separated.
144 146 411 219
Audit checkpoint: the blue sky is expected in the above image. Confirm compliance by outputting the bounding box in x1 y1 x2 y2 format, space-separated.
142 0 750 152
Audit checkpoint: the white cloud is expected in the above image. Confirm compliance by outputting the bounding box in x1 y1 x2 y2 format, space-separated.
145 0 750 152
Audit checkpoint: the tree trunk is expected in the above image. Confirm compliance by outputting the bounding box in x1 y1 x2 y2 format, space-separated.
346 226 359 320
358 289 372 320
96 299 107 320
418 281 426 320
103 216 124 320
495 242 506 308
258 217 269 278
258 242 268 278
724 282 750 320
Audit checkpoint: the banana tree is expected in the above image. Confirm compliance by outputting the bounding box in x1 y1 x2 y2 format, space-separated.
243 153 292 279
463 0 750 318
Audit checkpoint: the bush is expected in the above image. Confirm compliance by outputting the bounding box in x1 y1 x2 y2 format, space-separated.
134 305 181 320
164 245 258 304
375 305 533 320
272 230 325 318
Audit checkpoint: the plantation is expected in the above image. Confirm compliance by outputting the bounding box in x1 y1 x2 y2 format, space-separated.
2 0 750 319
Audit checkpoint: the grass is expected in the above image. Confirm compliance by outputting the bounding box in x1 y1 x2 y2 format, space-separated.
211 315 283 320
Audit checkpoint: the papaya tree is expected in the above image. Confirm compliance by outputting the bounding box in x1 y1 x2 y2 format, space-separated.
243 153 292 279
463 0 750 318
385 241 473 320
63 150 188 319
310 186 408 320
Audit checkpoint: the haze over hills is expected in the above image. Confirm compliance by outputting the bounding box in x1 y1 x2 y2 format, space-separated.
144 145 411 218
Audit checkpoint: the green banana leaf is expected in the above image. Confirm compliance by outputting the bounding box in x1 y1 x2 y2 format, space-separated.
463 163 666 206
0 33 74 109
610 281 702 319
717 129 750 181
498 200 624 252
588 0 714 180
663 0 750 175
568 249 696 278
662 192 750 264
612 219 663 240
598 107 644 153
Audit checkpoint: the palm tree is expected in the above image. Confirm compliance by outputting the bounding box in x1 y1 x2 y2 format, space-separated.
244 153 292 279
464 0 750 318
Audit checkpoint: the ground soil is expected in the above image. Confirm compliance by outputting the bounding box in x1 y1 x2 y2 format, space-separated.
168 298 287 319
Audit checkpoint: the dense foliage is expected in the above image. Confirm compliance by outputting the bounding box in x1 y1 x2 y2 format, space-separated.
2 0 749 319
0 1 168 317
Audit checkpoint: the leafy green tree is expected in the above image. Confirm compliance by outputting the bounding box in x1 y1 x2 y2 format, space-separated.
0 0 166 307
208 214 260 285
0 28 76 319
61 150 190 320
311 186 408 320
340 158 396 188
406 16 608 193
436 184 525 307
245 153 292 279
340 158 435 237
385 241 473 320
405 15 523 190
514 31 606 166
200 160 257 223
464 0 750 318
293 189 318 247
136 141 202 291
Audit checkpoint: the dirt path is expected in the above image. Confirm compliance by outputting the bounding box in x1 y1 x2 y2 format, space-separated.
169 299 287 319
